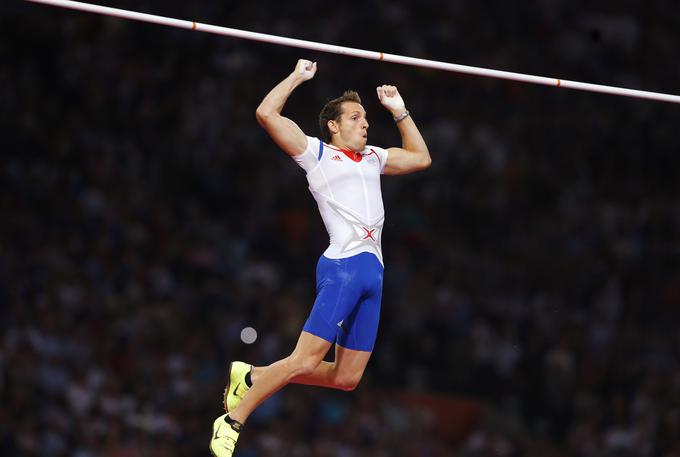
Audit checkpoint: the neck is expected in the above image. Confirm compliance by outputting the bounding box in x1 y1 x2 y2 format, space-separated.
330 139 360 153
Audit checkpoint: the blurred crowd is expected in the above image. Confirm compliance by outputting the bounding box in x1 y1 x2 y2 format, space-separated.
2 0 680 456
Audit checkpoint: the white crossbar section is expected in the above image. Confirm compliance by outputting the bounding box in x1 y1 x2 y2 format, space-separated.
26 0 680 104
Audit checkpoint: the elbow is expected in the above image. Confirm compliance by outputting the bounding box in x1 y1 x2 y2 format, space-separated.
418 153 432 171
255 106 274 126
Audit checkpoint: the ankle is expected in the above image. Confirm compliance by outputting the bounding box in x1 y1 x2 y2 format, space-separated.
225 414 244 432
249 366 261 386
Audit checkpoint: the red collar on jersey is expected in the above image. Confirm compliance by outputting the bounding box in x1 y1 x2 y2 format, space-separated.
326 144 364 162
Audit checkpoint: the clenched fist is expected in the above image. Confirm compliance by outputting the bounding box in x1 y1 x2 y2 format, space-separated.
376 85 406 115
294 59 317 81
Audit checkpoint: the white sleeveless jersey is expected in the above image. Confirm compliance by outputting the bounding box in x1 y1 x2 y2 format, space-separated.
293 136 389 265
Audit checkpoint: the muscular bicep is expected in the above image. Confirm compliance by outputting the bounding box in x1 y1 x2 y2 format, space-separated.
257 112 308 156
383 147 432 175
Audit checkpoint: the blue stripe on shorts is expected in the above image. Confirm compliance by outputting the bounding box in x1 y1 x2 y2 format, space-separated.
303 252 384 352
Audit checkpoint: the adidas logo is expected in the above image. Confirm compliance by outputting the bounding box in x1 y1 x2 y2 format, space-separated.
331 155 342 161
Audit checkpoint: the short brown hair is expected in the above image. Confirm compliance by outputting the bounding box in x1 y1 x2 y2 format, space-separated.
318 90 362 143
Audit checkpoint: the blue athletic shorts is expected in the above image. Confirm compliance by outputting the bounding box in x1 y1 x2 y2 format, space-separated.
303 252 384 352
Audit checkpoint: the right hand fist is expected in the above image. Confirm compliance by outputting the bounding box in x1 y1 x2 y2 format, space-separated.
295 59 317 81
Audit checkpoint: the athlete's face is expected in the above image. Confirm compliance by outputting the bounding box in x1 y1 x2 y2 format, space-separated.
332 102 369 152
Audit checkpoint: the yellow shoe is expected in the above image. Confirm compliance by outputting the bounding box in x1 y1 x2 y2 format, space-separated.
209 414 240 457
223 361 252 412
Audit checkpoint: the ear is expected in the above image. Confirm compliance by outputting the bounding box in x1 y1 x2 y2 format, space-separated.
328 120 339 135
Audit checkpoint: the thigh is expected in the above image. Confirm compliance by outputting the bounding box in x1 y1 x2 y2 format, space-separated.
303 256 363 344
335 289 381 352
292 331 334 361
333 343 372 376
336 254 383 352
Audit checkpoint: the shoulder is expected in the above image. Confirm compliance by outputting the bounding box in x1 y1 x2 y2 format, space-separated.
365 145 388 161
292 136 324 171
364 145 388 173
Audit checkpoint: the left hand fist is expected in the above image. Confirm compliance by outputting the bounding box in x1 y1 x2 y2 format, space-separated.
376 85 406 113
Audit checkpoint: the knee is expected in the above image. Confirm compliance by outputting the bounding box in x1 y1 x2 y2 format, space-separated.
285 354 321 379
334 371 363 391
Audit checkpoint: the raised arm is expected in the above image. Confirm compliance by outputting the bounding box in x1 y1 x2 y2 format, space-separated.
256 59 317 157
376 85 431 175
